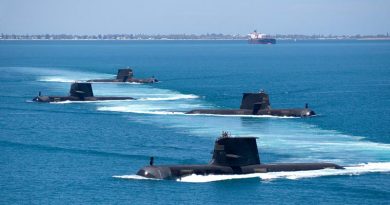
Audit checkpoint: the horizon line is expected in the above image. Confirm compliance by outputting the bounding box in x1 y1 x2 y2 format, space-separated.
1 33 389 36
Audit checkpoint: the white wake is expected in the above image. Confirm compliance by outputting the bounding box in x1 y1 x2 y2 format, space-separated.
112 162 390 183
178 162 390 183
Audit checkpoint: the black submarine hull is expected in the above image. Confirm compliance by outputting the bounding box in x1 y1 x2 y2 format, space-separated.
137 163 342 180
87 68 158 83
87 78 158 83
186 108 315 117
32 82 135 103
33 96 134 103
135 135 342 180
186 92 316 117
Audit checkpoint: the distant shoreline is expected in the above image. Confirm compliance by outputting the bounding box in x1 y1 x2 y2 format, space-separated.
1 38 390 41
1 34 389 41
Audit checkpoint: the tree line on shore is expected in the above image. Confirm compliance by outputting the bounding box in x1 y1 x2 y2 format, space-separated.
1 33 389 40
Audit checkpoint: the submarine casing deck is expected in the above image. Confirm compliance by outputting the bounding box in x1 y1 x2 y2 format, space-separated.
135 135 342 180
32 82 135 102
137 163 343 180
186 108 315 117
186 92 315 117
87 68 158 83
87 78 158 83
33 96 134 102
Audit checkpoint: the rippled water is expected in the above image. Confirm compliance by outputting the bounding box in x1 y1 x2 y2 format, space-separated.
0 40 389 204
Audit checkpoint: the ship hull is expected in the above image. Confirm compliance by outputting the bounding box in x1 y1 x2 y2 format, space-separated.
135 136 342 180
186 108 315 117
137 163 343 180
87 78 158 83
32 96 135 102
248 38 276 44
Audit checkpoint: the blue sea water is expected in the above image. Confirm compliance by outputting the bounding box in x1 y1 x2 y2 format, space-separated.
0 40 389 204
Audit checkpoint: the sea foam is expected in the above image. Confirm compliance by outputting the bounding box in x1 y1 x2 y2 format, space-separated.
112 162 390 183
178 162 390 182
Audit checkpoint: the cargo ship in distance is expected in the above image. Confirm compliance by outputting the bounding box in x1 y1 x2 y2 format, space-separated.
248 30 276 44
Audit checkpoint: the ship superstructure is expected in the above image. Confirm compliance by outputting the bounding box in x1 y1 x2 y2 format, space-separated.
248 30 276 44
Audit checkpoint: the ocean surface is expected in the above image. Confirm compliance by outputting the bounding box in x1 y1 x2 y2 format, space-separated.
0 40 389 204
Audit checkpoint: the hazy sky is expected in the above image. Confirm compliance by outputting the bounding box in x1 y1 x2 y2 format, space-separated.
1 0 389 35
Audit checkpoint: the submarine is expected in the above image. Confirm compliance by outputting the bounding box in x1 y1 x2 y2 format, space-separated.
87 68 158 83
136 132 343 180
33 82 135 102
186 90 316 117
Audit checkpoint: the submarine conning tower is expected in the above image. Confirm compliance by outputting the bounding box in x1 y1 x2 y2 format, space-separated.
69 82 94 98
240 92 270 110
116 68 134 81
211 133 260 166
